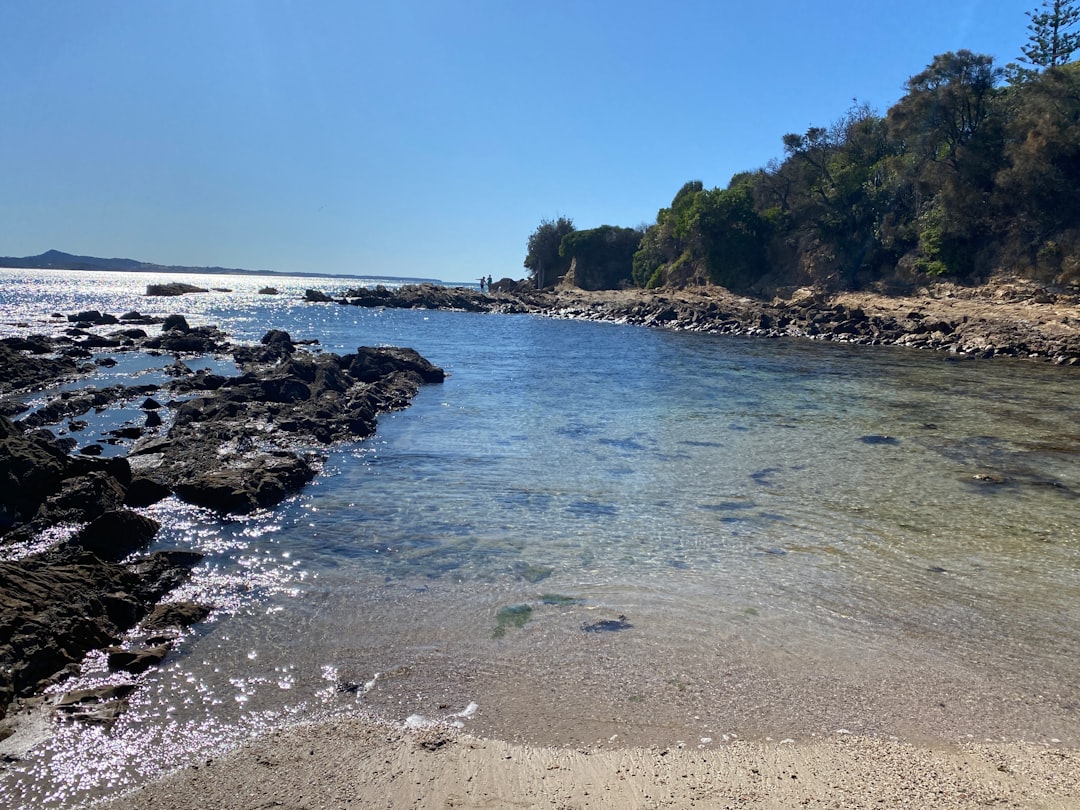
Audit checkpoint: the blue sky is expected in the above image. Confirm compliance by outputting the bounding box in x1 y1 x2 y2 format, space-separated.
0 1 1038 282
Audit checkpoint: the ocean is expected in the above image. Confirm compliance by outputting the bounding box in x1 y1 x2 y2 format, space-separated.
3 268 1080 807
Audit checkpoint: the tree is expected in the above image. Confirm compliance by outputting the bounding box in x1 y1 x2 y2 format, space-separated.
1022 0 1080 68
524 216 575 288
558 226 642 290
996 61 1080 273
888 51 1002 168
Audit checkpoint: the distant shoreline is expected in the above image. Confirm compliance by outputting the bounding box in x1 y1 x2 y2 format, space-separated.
0 250 450 286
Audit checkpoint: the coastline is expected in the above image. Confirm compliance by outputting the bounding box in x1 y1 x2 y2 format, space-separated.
4 275 1080 807
314 276 1080 365
102 716 1080 810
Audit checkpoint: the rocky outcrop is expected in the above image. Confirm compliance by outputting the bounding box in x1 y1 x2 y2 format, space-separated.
0 415 205 721
0 340 82 396
0 546 202 719
145 282 209 296
321 283 532 313
130 337 446 514
0 314 444 722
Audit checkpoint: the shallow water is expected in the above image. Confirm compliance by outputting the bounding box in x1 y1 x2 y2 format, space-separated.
3 269 1080 807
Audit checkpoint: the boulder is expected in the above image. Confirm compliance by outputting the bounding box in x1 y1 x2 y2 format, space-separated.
124 476 171 508
74 509 161 561
161 314 191 333
174 453 315 514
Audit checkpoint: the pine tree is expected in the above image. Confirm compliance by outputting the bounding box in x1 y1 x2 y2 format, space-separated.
1020 0 1080 68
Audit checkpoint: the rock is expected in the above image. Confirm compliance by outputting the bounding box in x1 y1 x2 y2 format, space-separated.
142 601 212 630
258 287 279 295
304 288 332 302
0 417 70 532
346 346 446 384
34 471 127 525
125 476 171 508
261 329 294 350
0 342 80 396
74 509 161 561
67 310 119 326
582 614 633 633
145 282 209 296
173 453 315 514
0 545 203 719
148 325 230 353
106 644 169 674
54 682 137 726
161 314 191 333
860 435 900 445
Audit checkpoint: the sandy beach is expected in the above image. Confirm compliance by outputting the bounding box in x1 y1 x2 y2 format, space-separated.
101 717 1080 809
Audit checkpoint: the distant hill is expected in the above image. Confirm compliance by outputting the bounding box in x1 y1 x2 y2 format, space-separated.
0 249 444 285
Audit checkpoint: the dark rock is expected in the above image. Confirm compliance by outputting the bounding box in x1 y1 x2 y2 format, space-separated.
106 645 169 674
261 329 294 349
144 410 163 428
108 425 145 440
125 476 171 508
174 453 315 514
146 283 209 296
346 346 446 384
0 417 69 531
0 342 80 396
582 615 633 633
67 310 119 326
2 335 59 354
142 601 212 630
303 289 332 302
78 444 103 456
74 509 161 561
148 326 230 354
0 545 202 719
34 471 127 525
860 435 900 445
161 314 191 333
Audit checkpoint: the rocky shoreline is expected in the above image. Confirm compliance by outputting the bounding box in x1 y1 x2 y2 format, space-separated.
0 312 444 732
308 279 1080 364
3 277 1078 741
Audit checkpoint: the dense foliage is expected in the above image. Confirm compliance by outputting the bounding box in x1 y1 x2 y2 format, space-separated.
558 225 642 290
524 216 575 289
525 5 1080 294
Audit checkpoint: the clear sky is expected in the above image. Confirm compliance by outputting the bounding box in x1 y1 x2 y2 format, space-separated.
0 1 1039 283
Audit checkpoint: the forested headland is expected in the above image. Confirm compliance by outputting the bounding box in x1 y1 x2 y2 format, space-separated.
524 2 1080 297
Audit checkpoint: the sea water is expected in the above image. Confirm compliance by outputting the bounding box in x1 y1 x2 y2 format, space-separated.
2 269 1080 807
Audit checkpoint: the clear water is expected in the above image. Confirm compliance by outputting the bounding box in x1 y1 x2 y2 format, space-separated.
3 269 1080 807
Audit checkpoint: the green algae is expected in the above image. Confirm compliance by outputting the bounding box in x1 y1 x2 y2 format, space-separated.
492 604 533 638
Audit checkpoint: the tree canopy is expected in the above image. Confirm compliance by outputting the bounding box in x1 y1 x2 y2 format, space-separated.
525 18 1080 294
524 216 575 289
